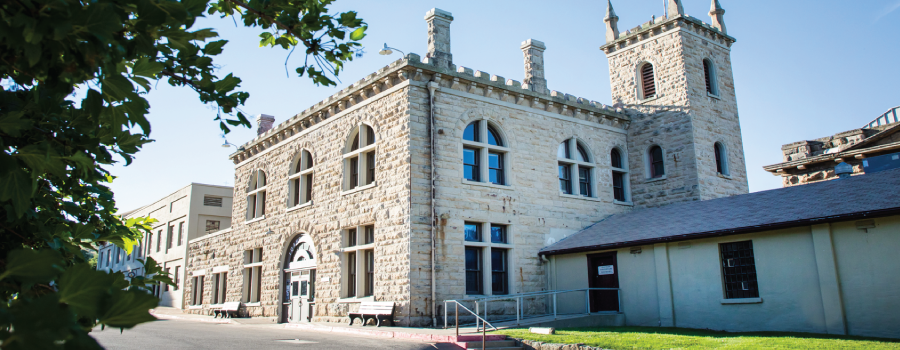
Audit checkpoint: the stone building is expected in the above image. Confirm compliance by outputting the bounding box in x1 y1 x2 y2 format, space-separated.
185 1 748 327
764 106 900 186
98 183 233 308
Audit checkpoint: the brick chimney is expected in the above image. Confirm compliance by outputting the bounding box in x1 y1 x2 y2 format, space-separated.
521 39 548 95
256 114 275 135
425 8 454 70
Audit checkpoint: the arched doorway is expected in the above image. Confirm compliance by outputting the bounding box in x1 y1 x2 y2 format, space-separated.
282 234 317 323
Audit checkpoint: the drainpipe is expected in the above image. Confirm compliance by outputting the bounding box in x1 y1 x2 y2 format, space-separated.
427 80 439 328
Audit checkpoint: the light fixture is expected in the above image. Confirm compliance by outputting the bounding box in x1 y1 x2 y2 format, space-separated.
379 43 405 57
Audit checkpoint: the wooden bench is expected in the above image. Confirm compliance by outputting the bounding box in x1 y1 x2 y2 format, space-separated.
348 302 394 327
213 302 241 318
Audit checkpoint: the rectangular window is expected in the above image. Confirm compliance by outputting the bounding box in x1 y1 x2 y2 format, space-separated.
243 248 262 303
491 249 508 295
304 173 313 203
720 241 759 299
559 165 572 194
347 228 357 247
292 178 301 206
366 151 376 185
206 220 220 234
613 171 626 202
156 230 162 252
463 148 480 182
490 224 507 244
347 252 356 298
166 226 174 251
464 222 481 242
364 225 374 245
349 157 359 189
203 196 223 207
211 272 227 304
488 152 504 185
192 276 205 305
163 267 171 292
174 266 180 290
465 247 483 295
364 250 374 297
578 166 592 197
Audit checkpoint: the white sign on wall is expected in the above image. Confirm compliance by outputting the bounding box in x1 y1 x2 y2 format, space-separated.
598 265 615 275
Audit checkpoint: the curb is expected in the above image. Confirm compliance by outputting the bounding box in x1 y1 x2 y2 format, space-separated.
151 312 232 324
283 323 506 344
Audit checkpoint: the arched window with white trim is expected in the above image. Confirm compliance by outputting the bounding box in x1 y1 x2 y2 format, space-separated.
462 120 509 186
289 150 314 207
247 170 267 220
557 138 595 197
343 124 377 190
639 62 657 100
648 145 665 179
610 148 630 202
703 58 719 96
714 142 729 175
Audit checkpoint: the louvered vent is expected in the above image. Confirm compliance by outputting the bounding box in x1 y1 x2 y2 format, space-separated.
703 59 713 94
203 196 223 207
640 63 656 99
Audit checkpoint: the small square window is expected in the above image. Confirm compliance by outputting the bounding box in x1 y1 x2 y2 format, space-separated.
464 222 481 242
490 224 507 244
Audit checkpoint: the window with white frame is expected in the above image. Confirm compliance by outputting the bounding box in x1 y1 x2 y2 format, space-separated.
289 149 314 206
246 170 267 220
211 271 228 304
191 275 205 305
557 138 595 197
464 222 511 296
610 148 630 202
242 248 263 303
638 62 657 100
341 225 375 298
343 124 377 191
462 120 508 185
714 142 729 176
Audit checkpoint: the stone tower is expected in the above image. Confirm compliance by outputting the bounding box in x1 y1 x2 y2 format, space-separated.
602 0 749 207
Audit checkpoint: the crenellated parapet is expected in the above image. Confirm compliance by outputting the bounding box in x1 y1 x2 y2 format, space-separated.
601 14 735 55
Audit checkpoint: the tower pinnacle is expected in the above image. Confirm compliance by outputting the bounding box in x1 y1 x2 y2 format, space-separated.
604 0 620 43
667 0 684 18
709 0 727 33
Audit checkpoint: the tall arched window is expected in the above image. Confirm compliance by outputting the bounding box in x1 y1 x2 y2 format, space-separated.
648 145 665 178
714 142 729 175
639 62 657 100
247 170 267 220
344 124 377 190
703 58 718 96
462 120 508 185
611 148 629 202
289 150 314 207
558 138 594 197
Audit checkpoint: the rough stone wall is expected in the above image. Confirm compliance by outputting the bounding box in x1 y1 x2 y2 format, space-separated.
607 21 748 207
406 71 631 325
185 86 414 324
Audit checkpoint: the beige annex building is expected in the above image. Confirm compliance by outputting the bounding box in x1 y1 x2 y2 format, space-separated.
99 183 232 308
181 0 900 339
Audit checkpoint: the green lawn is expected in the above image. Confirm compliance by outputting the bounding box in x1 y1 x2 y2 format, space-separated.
492 327 900 350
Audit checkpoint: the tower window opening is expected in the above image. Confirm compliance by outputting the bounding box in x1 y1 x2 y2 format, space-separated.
640 63 656 100
704 59 718 96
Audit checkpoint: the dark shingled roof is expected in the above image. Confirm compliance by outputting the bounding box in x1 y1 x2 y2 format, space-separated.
540 167 900 256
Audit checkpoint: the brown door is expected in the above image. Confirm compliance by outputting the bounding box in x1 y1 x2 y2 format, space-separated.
588 252 619 312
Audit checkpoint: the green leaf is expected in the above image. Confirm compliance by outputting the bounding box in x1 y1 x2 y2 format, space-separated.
15 143 66 177
99 289 158 328
132 58 164 78
349 26 367 41
0 111 31 136
202 40 228 55
214 74 240 94
0 248 64 283
0 167 32 217
101 74 136 102
58 264 116 318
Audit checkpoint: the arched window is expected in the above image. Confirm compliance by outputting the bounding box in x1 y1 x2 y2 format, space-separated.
703 59 718 96
462 120 508 185
344 124 377 190
611 148 629 202
289 150 314 207
714 142 729 175
247 170 267 220
558 138 594 197
648 145 665 178
639 62 657 100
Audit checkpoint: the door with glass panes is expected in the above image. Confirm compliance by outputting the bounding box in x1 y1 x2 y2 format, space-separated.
286 270 316 323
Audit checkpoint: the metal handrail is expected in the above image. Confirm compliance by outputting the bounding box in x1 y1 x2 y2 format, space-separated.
444 300 497 350
450 287 620 303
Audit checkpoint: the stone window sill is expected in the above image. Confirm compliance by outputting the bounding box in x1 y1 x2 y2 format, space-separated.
614 200 634 207
708 92 721 100
638 95 660 104
717 173 733 180
245 216 266 225
338 296 375 303
559 193 604 202
244 302 261 307
645 175 667 183
286 201 313 213
462 179 514 190
341 182 377 196
721 298 762 305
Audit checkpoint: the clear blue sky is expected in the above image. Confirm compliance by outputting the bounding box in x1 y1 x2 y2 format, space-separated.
108 0 900 212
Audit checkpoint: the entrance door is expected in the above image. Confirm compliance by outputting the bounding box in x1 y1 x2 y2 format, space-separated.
288 272 302 323
298 269 315 322
282 234 317 323
588 252 619 312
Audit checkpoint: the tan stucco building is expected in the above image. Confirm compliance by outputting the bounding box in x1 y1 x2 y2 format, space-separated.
99 183 233 308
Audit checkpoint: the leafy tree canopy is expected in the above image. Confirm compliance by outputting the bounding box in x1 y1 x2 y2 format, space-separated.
0 0 365 348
